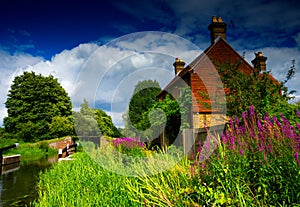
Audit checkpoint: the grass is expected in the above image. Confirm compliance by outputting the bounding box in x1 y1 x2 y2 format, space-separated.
33 107 300 206
33 152 137 206
0 138 65 162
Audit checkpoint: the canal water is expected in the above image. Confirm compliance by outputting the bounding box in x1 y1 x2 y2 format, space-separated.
0 158 55 206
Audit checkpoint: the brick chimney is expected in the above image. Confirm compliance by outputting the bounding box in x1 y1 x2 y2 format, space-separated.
251 52 267 73
173 58 185 75
208 16 227 45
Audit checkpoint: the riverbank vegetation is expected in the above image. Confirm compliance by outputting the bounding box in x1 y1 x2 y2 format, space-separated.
0 137 64 162
34 107 300 206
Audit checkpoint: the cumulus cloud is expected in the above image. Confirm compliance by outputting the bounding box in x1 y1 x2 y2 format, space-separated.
74 32 202 127
0 44 99 126
1 29 299 128
0 32 203 127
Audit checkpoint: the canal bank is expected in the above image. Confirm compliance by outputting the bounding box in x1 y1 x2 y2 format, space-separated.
0 157 56 206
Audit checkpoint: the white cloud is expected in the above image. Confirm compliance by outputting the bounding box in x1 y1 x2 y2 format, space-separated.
0 44 99 126
0 32 202 127
1 30 300 130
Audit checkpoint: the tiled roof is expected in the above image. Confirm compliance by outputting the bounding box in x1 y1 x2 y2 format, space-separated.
158 37 279 113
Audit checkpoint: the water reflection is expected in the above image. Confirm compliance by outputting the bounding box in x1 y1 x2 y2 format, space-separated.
0 158 55 206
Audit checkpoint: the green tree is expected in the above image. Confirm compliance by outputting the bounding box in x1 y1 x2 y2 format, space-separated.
214 60 296 118
122 80 161 139
128 80 161 130
4 71 73 142
94 109 121 137
148 87 192 145
49 116 74 138
73 99 121 137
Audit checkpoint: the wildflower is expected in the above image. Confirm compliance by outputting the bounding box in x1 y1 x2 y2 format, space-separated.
229 117 234 129
272 115 281 128
221 133 228 144
242 111 248 119
257 119 264 132
250 106 255 117
296 108 300 118
239 125 246 135
239 149 244 156
264 113 273 126
296 123 300 132
235 116 240 126
197 141 203 153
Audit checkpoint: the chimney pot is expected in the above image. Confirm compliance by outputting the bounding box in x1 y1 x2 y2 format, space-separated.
173 58 185 75
208 16 227 44
212 16 217 22
251 52 267 73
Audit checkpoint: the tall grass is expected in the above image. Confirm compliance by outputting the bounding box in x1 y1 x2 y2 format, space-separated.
33 152 138 207
194 106 300 206
34 107 300 206
33 142 192 206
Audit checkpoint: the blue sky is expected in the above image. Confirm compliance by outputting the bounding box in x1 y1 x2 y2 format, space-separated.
0 0 300 127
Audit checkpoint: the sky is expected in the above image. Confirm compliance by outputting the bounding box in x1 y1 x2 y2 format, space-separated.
0 0 300 127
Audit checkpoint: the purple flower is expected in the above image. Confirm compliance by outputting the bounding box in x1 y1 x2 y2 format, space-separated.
239 149 244 156
242 111 248 119
221 133 228 144
264 113 273 126
239 126 246 135
229 117 234 129
250 106 255 117
296 108 300 118
235 117 240 126
112 137 144 148
296 123 300 132
257 119 264 132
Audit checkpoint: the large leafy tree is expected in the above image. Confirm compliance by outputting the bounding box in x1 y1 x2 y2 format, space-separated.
73 99 121 138
122 80 161 138
4 71 73 141
128 80 161 130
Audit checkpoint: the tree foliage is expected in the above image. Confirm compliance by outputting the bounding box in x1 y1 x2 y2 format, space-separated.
73 99 121 138
148 87 192 145
123 80 161 138
214 60 297 118
123 83 192 144
4 71 73 142
128 80 161 131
